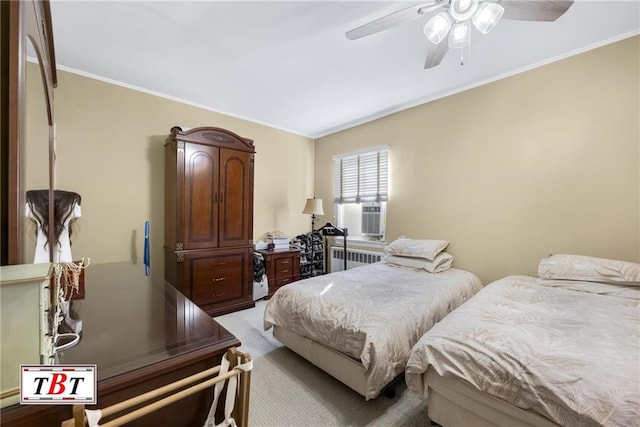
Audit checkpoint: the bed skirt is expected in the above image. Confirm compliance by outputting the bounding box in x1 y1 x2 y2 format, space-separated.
424 369 560 427
273 326 369 398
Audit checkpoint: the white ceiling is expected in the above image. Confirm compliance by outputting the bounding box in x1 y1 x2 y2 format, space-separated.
49 1 640 138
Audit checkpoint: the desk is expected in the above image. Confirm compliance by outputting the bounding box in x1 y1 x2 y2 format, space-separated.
0 262 240 427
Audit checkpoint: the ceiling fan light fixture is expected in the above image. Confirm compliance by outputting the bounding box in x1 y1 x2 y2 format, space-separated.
448 21 471 49
449 0 480 21
344 0 576 69
472 2 505 34
424 12 453 44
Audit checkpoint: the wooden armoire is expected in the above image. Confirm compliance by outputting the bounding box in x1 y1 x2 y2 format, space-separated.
164 126 255 317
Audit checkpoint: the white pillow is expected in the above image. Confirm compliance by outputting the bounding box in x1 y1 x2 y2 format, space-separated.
538 254 640 286
384 252 454 273
384 237 449 261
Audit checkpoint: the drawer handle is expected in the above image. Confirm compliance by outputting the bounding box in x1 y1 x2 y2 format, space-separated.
212 262 226 266
214 292 224 297
282 260 289 264
212 277 226 282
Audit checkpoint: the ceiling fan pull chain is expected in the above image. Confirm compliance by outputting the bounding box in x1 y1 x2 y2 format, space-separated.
460 30 472 65
466 37 471 65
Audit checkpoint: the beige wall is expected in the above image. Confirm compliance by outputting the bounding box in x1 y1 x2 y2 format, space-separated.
25 36 639 285
315 36 640 284
25 68 314 281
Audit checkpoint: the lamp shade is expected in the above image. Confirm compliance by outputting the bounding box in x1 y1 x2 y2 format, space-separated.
448 21 471 49
424 12 453 44
302 198 324 216
472 2 504 34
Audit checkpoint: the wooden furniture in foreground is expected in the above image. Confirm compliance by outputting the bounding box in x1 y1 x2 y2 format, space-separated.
61 348 252 427
258 248 301 298
0 262 240 427
164 126 256 317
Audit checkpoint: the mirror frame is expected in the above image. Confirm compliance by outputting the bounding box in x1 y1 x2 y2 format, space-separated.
1 0 57 265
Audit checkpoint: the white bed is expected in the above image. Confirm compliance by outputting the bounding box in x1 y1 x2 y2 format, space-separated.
405 254 640 427
263 261 482 400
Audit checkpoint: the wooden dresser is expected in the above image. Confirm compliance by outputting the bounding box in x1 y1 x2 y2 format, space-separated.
258 248 301 298
164 126 255 317
0 262 240 427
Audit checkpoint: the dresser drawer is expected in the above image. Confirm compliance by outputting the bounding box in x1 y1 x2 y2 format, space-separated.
181 250 250 307
191 257 243 306
274 276 295 288
275 257 296 278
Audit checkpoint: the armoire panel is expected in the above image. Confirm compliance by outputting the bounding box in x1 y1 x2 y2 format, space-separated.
165 126 255 316
219 149 251 247
184 143 219 249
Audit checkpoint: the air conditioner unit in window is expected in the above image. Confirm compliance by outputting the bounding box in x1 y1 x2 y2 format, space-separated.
361 203 385 237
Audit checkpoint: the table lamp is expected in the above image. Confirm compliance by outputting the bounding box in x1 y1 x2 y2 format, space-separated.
302 197 324 232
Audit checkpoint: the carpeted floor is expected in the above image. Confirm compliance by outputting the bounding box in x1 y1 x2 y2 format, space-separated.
214 300 431 427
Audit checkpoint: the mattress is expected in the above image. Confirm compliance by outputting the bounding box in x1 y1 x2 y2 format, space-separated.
264 262 482 399
405 275 640 426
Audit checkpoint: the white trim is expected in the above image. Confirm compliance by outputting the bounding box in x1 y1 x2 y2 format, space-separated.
332 145 389 161
53 63 312 138
44 31 639 140
317 31 640 138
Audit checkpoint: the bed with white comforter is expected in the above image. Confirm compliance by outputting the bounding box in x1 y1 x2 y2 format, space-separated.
264 261 482 399
406 254 640 426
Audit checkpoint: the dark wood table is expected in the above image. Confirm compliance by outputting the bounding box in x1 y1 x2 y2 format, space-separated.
1 262 240 427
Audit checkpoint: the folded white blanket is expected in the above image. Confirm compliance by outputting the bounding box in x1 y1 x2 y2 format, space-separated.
384 252 453 273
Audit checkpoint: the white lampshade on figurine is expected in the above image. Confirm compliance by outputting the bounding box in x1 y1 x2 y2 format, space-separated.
302 197 324 232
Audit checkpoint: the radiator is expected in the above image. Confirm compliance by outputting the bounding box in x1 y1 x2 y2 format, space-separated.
330 246 383 272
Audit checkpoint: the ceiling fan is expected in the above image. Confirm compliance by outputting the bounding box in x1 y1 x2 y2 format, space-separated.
346 0 574 69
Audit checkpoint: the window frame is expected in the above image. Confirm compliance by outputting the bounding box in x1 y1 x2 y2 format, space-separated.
333 145 389 204
333 146 389 242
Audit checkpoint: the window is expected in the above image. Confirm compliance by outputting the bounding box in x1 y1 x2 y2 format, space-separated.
333 146 389 241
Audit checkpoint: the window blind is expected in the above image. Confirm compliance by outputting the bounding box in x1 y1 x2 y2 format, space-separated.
334 148 388 204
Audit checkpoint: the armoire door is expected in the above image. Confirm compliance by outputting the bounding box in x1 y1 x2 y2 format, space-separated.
219 149 252 247
183 142 220 250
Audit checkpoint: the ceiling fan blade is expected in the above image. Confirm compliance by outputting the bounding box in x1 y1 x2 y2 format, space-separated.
424 41 449 69
500 0 574 22
346 2 442 40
